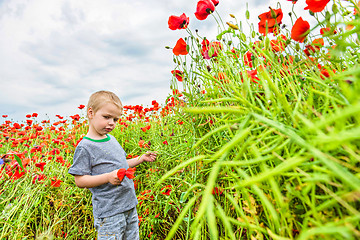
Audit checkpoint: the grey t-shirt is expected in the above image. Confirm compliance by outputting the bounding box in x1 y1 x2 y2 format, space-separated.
68 134 138 218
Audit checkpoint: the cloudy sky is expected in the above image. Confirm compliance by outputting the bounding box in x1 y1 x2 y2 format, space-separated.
0 0 311 123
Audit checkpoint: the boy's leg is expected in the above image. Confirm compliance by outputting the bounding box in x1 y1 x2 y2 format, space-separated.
124 207 139 240
94 214 126 240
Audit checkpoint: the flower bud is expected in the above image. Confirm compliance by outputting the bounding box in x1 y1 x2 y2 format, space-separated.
246 10 250 20
332 4 338 14
226 22 239 30
240 33 246 42
230 14 236 18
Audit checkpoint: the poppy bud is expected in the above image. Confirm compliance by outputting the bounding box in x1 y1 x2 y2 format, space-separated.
165 46 170 49
230 14 236 18
240 33 246 42
246 10 250 19
332 4 338 14
269 7 276 19
251 31 256 38
226 22 239 30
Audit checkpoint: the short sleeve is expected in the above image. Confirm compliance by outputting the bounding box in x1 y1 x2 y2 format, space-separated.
68 146 92 176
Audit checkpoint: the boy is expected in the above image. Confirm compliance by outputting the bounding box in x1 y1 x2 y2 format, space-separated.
68 90 157 239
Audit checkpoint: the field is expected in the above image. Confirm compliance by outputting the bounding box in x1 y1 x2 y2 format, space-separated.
1 0 360 239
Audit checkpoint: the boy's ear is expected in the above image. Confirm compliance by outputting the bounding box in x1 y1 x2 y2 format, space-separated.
87 107 94 119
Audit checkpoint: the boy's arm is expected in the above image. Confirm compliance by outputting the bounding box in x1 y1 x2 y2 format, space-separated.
74 169 121 188
127 152 157 168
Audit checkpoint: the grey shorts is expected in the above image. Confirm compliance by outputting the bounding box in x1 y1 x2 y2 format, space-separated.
94 207 139 240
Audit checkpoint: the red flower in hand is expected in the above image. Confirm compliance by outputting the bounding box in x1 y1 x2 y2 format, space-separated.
304 0 330 13
168 13 189 30
291 17 310 42
258 8 283 35
171 70 184 82
173 38 188 56
195 0 215 20
117 167 136 182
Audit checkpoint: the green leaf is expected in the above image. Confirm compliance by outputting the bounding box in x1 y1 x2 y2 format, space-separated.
14 154 25 171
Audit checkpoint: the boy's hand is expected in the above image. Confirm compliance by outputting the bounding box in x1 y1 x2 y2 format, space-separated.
108 170 122 185
140 151 157 163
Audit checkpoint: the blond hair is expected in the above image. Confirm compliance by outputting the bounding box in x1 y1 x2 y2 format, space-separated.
87 91 123 116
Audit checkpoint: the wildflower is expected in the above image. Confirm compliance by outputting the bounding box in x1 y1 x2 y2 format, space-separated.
32 174 46 184
35 162 47 171
168 13 189 30
195 0 215 20
117 167 136 182
161 185 172 196
304 0 330 13
246 69 260 84
51 177 62 187
201 41 222 59
163 140 168 145
320 27 337 36
258 8 283 35
32 113 38 117
173 38 188 56
2 115 8 118
141 125 151 132
303 38 324 56
291 17 310 42
171 70 184 82
270 34 287 52
78 104 85 109
212 187 223 195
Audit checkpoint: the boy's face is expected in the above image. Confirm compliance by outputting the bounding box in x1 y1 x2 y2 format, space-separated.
87 102 122 138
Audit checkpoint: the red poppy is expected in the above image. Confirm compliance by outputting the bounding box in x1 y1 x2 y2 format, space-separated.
320 27 337 35
258 8 283 35
163 140 168 145
51 178 62 187
211 0 219 6
212 187 223 195
171 70 184 82
32 174 46 184
35 162 47 171
173 38 188 56
304 0 330 13
201 41 222 59
270 34 287 52
291 17 310 42
246 69 260 84
117 167 136 182
168 13 189 30
141 125 151 132
26 114 32 118
32 113 38 117
2 115 8 118
160 185 172 196
78 104 85 109
195 0 215 20
244 51 253 68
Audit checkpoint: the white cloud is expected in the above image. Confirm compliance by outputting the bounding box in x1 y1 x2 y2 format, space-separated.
0 0 317 122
